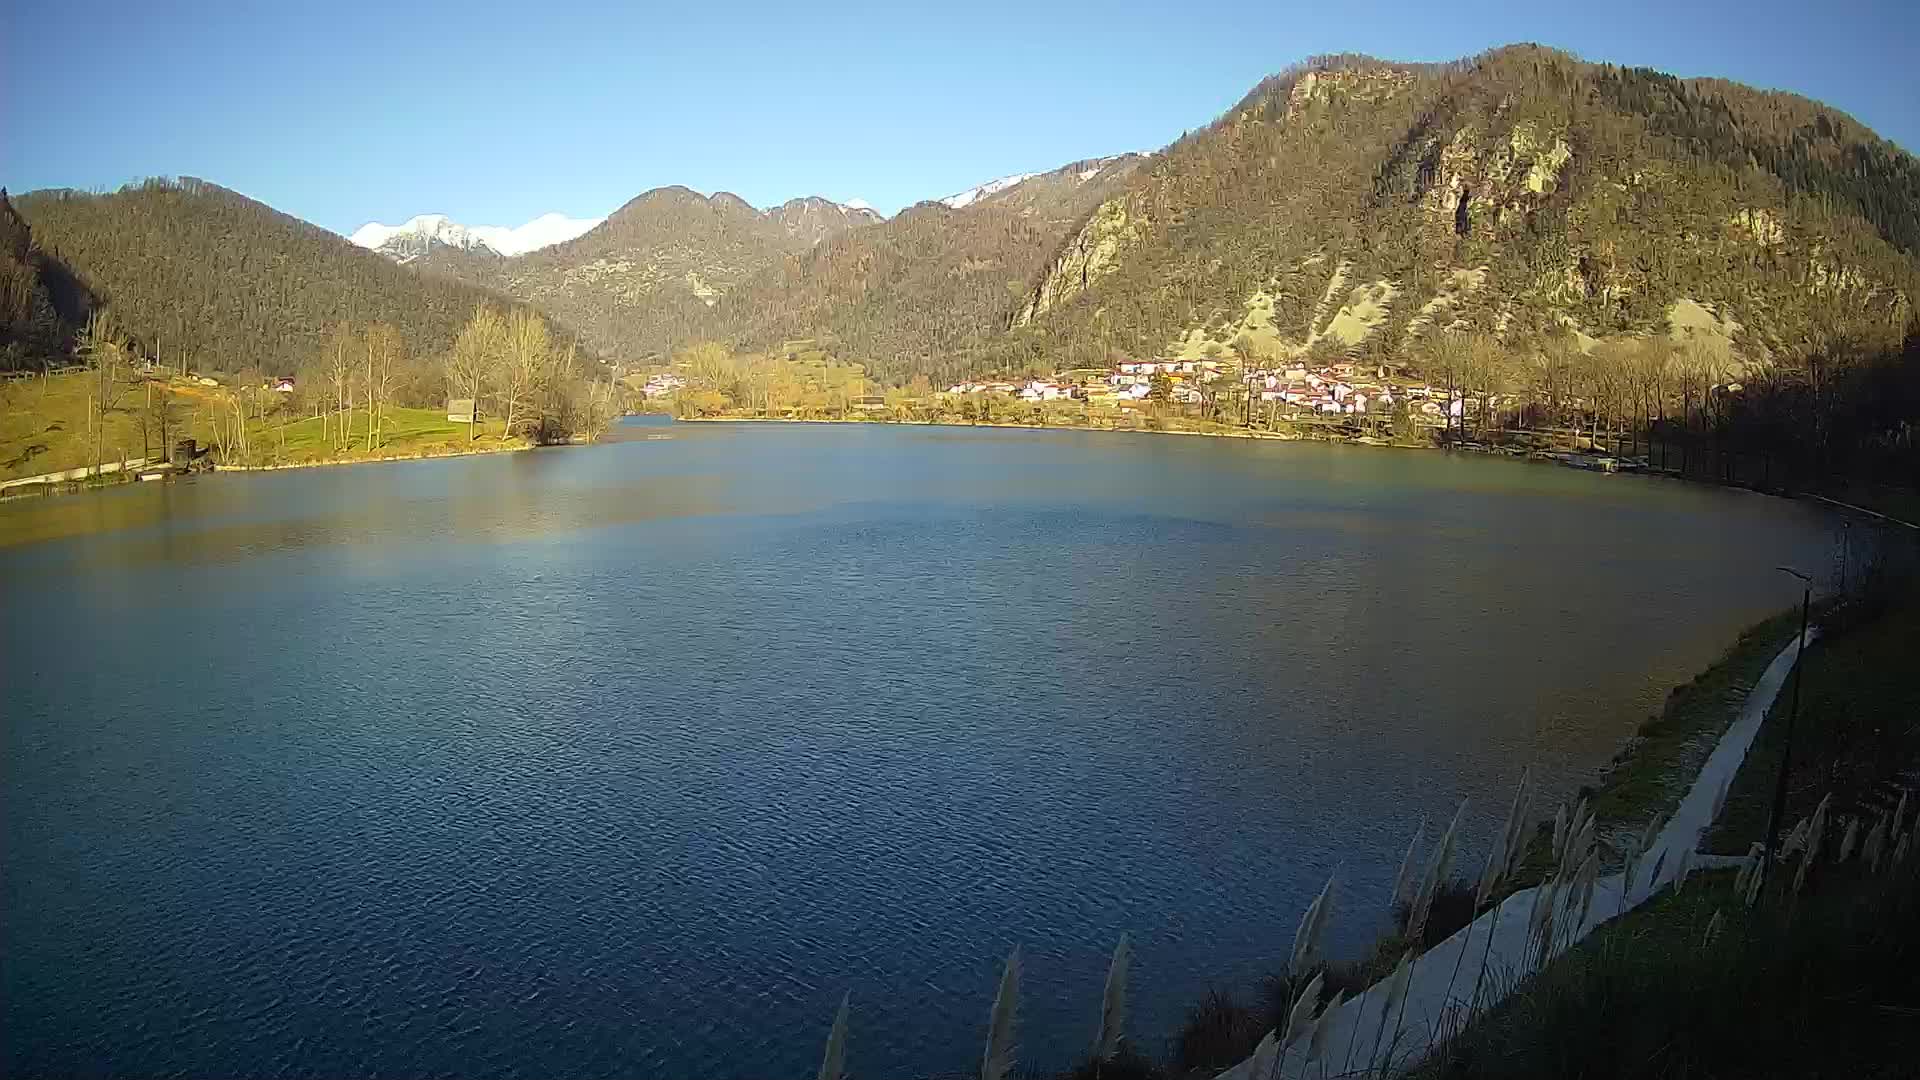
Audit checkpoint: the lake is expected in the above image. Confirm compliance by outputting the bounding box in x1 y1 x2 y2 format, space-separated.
0 419 1836 1077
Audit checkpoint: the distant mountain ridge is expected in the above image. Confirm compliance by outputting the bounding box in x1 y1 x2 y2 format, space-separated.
12 178 578 377
410 188 887 358
350 213 604 260
355 195 878 266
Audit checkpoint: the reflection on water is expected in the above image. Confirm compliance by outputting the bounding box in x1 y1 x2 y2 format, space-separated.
0 419 1838 1078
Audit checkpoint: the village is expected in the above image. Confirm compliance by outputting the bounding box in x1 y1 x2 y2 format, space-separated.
630 341 1504 436
943 357 1471 423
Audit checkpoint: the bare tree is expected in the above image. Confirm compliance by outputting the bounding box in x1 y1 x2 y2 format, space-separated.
79 313 127 477
364 323 404 451
323 322 357 454
496 309 551 441
447 306 506 441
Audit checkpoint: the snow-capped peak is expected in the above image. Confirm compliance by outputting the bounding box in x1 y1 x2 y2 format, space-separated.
348 212 604 260
471 213 604 255
940 171 1039 210
843 198 873 211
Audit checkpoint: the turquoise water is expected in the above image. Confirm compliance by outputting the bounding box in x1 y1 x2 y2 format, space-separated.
1 419 1835 1077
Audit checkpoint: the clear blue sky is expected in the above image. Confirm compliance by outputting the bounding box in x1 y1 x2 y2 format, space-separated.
5 0 1916 236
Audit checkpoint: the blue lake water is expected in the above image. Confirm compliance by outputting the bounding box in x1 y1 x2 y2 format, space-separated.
1 418 1836 1077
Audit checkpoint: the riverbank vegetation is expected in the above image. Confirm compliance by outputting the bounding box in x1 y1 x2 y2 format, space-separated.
1411 862 1920 1079
643 326 1920 511
1414 568 1920 1079
2 304 617 487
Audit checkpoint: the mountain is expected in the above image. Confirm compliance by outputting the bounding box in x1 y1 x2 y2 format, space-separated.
414 189 883 359
940 171 1040 209
767 196 885 245
350 212 604 261
0 189 91 370
13 177 574 378
448 49 1908 393
1000 48 1918 374
707 154 1146 384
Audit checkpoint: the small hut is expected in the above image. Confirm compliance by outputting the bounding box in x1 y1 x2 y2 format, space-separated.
447 398 480 424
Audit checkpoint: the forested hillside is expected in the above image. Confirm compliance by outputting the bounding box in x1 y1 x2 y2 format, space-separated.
13 178 565 377
0 190 89 371
418 188 879 360
1003 46 1917 372
708 156 1142 386
445 47 1913 399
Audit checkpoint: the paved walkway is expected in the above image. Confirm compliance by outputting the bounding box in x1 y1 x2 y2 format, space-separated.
1220 630 1812 1080
1 457 155 491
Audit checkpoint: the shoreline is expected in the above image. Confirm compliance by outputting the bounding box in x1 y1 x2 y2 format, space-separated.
1220 628 1814 1079
669 416 1863 508
674 413 1358 444
210 440 532 473
1 440 536 500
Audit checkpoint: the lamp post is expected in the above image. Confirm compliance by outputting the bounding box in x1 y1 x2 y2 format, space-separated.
1758 566 1813 892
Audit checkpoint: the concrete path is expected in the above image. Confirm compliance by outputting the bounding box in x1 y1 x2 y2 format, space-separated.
1 457 154 491
1220 630 1812 1080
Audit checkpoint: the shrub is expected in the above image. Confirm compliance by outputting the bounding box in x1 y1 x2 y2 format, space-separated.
1170 989 1263 1072
1392 875 1481 951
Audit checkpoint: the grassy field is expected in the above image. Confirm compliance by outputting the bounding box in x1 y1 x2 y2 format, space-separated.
245 406 512 466
1 371 168 480
2 372 516 482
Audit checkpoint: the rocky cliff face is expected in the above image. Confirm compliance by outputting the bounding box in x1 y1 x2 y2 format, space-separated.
1001 46 1917 370
1014 197 1143 326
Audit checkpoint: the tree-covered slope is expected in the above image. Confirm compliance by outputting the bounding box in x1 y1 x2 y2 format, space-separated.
0 189 92 371
418 187 880 362
14 178 560 376
1005 46 1918 372
708 155 1144 385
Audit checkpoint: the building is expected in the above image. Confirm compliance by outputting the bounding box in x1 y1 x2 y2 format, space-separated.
640 373 685 399
447 398 480 423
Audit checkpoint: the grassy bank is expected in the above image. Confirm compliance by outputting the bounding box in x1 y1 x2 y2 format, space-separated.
1 370 157 481
1582 611 1807 831
233 405 516 468
1412 578 1920 1079
1705 591 1920 856
1411 863 1920 1079
2 372 522 489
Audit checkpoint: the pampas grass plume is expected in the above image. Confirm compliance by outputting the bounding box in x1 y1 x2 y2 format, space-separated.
1093 933 1129 1060
817 992 849 1080
1307 990 1345 1064
1370 951 1413 1065
1391 818 1425 913
1283 971 1325 1050
1702 909 1725 948
1408 799 1468 944
1864 814 1889 871
981 947 1020 1080
1837 817 1861 863
1291 871 1337 976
